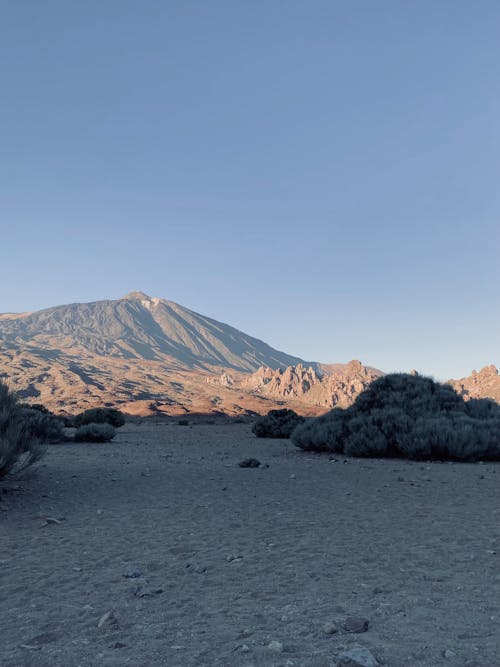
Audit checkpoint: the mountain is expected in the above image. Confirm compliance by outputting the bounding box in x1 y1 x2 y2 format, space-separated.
0 291 306 372
3 292 493 417
0 292 385 416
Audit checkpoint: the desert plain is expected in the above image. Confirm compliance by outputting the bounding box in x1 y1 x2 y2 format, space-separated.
1 420 498 667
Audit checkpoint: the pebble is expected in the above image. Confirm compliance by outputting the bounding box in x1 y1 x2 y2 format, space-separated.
97 610 116 628
123 569 142 578
268 640 284 653
444 649 457 659
322 622 338 635
337 645 379 667
239 458 261 468
343 617 369 633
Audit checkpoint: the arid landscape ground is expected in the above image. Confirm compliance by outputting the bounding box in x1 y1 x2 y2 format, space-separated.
1 420 498 667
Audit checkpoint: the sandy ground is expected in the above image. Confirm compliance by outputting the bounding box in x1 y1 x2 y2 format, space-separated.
0 421 498 667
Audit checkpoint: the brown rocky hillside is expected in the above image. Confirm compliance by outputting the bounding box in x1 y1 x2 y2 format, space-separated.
448 365 500 403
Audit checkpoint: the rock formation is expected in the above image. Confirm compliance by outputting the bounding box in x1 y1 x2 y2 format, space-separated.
448 365 500 403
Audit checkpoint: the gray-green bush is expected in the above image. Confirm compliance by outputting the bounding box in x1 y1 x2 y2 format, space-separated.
74 408 125 428
252 409 306 439
0 381 44 477
291 373 500 461
20 408 65 443
74 422 116 442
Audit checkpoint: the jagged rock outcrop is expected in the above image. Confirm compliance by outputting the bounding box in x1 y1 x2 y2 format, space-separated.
449 365 500 403
222 359 383 409
242 363 322 397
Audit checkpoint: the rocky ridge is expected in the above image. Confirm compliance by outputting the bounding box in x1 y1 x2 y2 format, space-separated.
448 364 500 403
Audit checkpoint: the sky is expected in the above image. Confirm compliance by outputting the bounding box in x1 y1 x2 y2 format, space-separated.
1 1 499 380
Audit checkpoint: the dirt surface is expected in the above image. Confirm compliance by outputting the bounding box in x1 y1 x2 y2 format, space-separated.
1 422 498 666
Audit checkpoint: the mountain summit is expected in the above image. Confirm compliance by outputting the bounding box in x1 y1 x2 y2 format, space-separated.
0 292 306 373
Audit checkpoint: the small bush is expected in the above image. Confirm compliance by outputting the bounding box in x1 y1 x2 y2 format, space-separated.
74 408 125 428
252 409 306 439
177 419 189 426
18 403 51 414
0 381 44 477
20 408 65 443
291 373 500 461
74 423 116 442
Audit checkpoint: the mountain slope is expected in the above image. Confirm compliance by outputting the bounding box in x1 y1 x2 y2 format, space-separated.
0 292 306 373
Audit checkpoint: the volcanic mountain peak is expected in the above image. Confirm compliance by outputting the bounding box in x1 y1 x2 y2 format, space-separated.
0 294 306 373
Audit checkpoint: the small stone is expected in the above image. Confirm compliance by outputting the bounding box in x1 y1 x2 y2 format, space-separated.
239 458 261 468
237 628 253 639
289 474 296 479
337 645 379 667
343 617 369 633
97 610 117 628
25 632 58 645
322 622 338 635
444 649 457 659
268 640 284 653
123 569 142 578
240 644 250 652
111 642 127 649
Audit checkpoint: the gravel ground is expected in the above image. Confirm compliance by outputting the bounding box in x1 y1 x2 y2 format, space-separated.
1 421 498 667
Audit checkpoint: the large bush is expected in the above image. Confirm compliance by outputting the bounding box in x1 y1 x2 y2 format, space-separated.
252 409 306 439
74 408 125 428
291 373 500 461
74 423 116 442
0 381 44 477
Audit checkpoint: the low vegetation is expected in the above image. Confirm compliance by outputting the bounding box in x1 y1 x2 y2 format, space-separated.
74 423 116 442
20 408 65 443
253 408 306 439
291 373 500 461
0 381 45 478
74 408 125 428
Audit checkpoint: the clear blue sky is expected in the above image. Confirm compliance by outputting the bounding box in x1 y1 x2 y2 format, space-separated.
1 1 499 379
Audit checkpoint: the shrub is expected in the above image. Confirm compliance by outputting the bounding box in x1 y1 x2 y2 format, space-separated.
20 408 65 443
292 412 346 452
0 381 44 477
291 373 500 461
74 423 116 442
74 408 125 428
18 403 51 414
252 409 306 439
177 419 189 426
